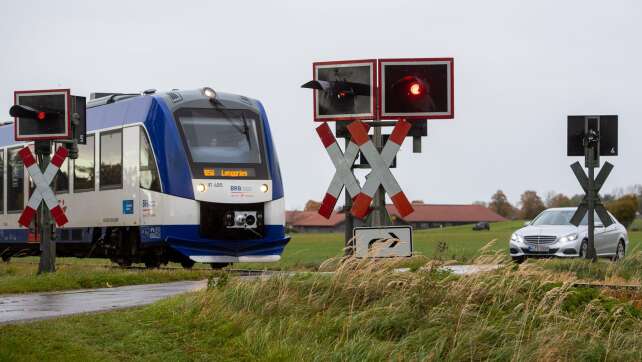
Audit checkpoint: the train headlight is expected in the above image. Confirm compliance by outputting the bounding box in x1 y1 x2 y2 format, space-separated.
197 183 207 193
202 87 217 99
260 184 269 193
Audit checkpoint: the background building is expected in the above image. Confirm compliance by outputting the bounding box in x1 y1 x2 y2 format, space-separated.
286 203 507 233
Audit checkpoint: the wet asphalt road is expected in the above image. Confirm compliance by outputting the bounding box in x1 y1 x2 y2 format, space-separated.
0 280 207 325
442 264 503 275
0 264 501 325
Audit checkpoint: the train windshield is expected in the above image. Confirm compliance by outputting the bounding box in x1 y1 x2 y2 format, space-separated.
176 109 263 164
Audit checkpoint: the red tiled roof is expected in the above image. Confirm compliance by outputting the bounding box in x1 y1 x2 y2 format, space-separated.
388 204 507 223
286 210 345 227
287 204 506 227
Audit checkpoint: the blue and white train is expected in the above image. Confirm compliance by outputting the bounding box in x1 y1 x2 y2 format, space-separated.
0 88 290 268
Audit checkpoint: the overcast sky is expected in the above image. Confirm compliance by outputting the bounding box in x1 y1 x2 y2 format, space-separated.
2 0 641 209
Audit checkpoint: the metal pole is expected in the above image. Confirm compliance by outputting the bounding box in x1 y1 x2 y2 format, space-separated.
344 137 354 256
369 125 390 227
586 147 597 262
36 141 55 274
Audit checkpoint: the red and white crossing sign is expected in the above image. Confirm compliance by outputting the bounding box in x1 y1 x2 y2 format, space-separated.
316 122 363 218
17 146 69 228
347 120 414 219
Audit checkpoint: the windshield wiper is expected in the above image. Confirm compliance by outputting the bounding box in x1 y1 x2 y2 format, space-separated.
241 113 252 149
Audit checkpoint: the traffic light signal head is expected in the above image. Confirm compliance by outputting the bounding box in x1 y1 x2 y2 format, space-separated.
12 89 71 141
567 115 618 157
304 60 376 121
379 58 454 119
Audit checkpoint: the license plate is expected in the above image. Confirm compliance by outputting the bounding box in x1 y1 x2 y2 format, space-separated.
529 245 549 252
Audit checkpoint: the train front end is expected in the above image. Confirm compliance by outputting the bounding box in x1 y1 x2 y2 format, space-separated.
155 88 289 265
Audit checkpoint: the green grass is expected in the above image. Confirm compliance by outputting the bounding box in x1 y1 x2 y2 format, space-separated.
250 220 642 270
244 220 524 270
2 258 642 361
0 262 212 295
2 220 639 294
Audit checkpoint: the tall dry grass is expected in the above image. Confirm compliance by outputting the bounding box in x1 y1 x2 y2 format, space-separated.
193 250 642 361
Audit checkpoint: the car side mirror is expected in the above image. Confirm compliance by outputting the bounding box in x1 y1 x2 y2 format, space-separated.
523 221 530 226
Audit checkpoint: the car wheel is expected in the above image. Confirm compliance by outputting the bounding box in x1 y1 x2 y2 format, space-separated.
613 241 625 262
511 256 525 264
579 240 588 258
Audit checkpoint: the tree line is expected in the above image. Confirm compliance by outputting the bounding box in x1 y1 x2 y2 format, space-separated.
479 186 641 228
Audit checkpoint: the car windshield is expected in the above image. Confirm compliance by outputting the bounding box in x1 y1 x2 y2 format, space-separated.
176 109 263 164
530 209 595 226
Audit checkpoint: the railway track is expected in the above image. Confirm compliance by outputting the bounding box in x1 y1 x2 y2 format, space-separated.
10 261 283 276
7 261 642 290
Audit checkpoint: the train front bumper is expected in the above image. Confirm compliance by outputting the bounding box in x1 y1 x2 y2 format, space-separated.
152 224 290 263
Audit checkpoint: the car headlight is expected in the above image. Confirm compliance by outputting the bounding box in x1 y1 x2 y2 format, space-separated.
559 233 578 243
511 233 524 243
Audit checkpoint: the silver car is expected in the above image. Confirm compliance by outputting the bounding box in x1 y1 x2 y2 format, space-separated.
509 207 628 262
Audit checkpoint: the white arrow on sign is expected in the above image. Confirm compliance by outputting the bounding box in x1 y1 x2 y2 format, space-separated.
353 226 413 258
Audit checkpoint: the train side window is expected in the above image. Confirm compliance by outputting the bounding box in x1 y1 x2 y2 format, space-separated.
140 128 161 192
74 134 95 192
7 147 24 212
100 129 123 190
0 149 4 214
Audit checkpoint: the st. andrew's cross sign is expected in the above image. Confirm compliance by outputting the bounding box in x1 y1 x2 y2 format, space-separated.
17 146 69 228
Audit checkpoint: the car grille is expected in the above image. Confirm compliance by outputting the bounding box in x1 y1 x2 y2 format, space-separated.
521 247 559 255
524 235 557 245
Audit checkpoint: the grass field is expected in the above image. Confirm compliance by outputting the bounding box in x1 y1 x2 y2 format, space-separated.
250 219 642 270
247 220 524 270
2 257 642 361
1 220 640 294
0 263 213 295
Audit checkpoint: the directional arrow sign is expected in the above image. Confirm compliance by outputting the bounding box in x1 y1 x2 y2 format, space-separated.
569 161 614 227
354 226 412 258
368 232 400 249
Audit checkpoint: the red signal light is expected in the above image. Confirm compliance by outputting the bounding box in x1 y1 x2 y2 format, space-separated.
37 112 46 120
409 82 422 96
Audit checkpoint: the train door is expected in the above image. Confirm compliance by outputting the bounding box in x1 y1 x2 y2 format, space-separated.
138 126 164 244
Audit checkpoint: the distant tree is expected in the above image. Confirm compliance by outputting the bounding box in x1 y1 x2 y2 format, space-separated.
627 184 642 214
546 193 573 208
473 200 488 207
607 194 639 228
519 190 546 220
569 194 584 206
601 193 616 203
489 190 514 218
304 200 321 212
